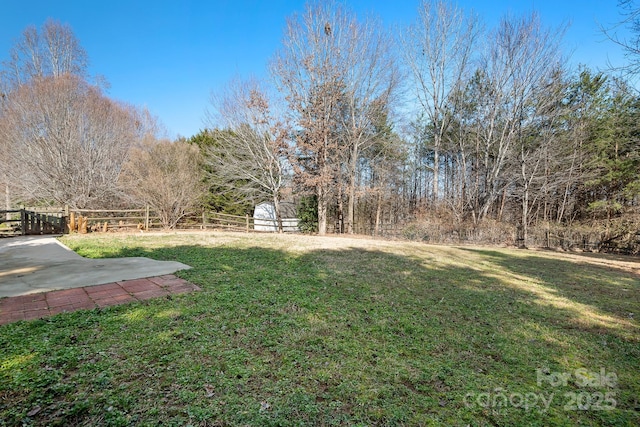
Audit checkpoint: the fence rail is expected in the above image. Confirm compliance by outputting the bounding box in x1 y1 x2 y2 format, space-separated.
202 212 251 232
0 210 22 236
69 208 149 232
66 208 295 234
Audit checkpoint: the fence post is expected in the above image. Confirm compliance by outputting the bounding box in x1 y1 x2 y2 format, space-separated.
63 205 69 234
32 212 38 234
60 215 67 234
145 205 150 231
246 214 249 233
20 209 26 235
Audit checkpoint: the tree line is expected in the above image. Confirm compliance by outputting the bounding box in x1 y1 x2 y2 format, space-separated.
1 2 639 251
200 0 639 251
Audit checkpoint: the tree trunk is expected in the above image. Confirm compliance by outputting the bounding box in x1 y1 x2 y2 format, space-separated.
273 195 283 233
558 146 577 224
337 182 344 234
317 185 327 235
521 157 530 249
432 144 439 203
522 185 529 249
375 190 382 236
347 144 358 234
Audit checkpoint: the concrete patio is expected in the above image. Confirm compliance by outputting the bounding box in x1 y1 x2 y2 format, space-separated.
0 235 199 325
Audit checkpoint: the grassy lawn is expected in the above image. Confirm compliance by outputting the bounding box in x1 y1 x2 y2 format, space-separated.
1 232 638 426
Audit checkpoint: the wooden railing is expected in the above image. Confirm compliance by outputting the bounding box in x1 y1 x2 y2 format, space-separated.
66 209 255 233
67 208 301 234
69 208 152 232
0 210 22 235
0 209 66 235
202 212 252 232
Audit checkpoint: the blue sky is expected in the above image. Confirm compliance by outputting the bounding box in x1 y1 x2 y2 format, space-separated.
0 1 631 139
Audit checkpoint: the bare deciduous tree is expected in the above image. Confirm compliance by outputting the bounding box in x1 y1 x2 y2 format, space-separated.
467 14 565 226
336 13 400 234
1 19 88 88
205 78 289 231
120 140 206 229
360 119 407 236
272 0 399 234
401 0 480 203
0 74 141 208
271 2 348 235
511 67 570 246
603 0 640 77
1 19 91 211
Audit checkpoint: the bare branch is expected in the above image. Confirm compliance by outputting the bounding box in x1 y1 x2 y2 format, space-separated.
0 75 139 208
1 19 88 88
120 140 206 229
205 78 290 231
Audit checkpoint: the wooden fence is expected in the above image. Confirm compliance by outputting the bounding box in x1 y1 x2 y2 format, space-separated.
191 212 298 233
202 212 251 232
0 210 22 236
66 208 298 234
0 208 67 236
65 209 251 233
69 208 151 232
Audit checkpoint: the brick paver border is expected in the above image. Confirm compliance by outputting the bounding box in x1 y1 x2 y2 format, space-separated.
0 275 200 325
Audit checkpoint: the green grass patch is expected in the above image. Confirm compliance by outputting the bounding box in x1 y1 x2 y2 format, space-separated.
1 232 638 426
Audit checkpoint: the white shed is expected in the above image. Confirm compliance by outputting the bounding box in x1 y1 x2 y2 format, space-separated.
253 202 299 232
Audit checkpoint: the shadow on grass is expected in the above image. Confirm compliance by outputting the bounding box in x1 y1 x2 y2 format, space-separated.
2 239 639 426
458 247 639 324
